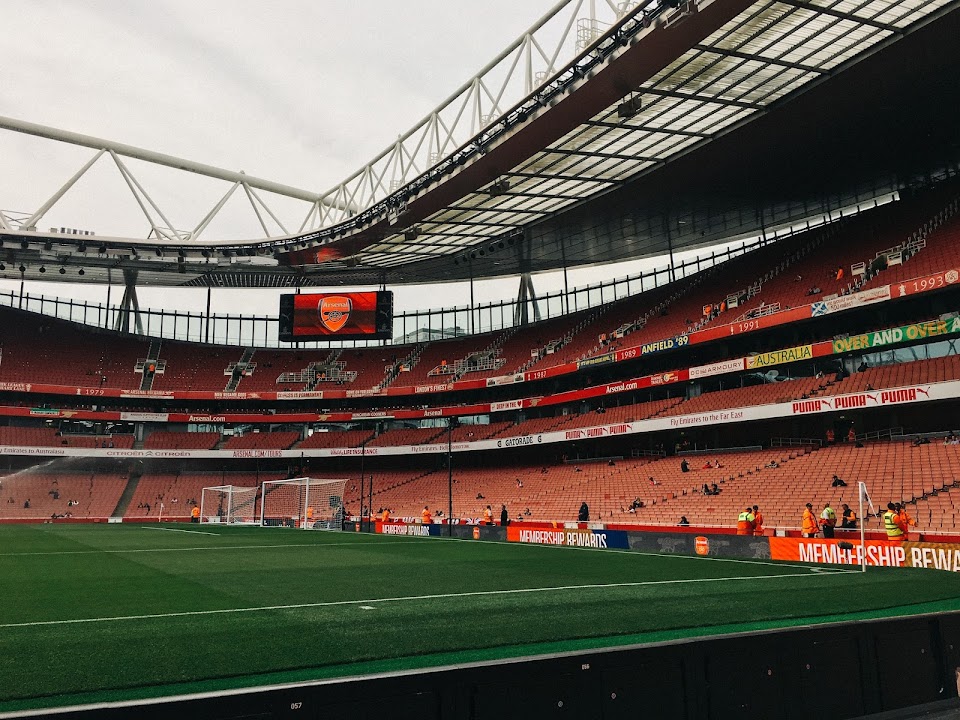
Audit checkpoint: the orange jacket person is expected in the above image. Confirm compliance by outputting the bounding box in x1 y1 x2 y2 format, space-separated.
191 505 200 523
752 505 764 536
421 506 432 524
736 507 755 535
381 508 390 523
895 503 916 538
801 503 818 537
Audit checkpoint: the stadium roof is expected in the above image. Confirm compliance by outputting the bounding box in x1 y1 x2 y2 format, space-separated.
351 0 953 268
1 0 958 288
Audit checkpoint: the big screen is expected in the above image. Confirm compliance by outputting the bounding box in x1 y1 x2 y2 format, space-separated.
278 292 393 341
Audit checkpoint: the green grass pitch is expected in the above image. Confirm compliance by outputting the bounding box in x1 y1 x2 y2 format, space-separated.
2 523 960 712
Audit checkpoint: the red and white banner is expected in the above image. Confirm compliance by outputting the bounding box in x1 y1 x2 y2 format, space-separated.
2 378 960 459
790 386 931 415
769 538 960 573
890 269 959 299
768 537 907 567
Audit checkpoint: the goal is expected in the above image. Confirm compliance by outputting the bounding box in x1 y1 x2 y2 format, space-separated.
259 477 348 530
199 485 260 525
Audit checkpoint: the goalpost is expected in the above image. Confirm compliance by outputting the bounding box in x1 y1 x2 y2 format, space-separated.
199 485 260 525
259 477 348 530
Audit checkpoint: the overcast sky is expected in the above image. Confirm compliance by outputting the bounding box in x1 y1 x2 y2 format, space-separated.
0 0 732 318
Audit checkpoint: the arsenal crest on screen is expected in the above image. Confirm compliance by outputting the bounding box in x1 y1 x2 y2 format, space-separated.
319 296 352 333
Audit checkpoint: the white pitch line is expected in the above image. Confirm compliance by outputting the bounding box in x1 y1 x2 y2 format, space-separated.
0 533 858 574
0 540 417 558
142 527 220 536
0 571 829 629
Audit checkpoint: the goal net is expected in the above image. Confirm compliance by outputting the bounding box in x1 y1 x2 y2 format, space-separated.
259 477 348 530
199 485 260 525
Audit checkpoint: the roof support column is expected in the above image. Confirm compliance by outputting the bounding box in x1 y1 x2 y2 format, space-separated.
469 270 476 335
205 285 212 344
114 268 143 335
664 211 677 283
514 272 541 327
513 228 541 327
560 234 570 315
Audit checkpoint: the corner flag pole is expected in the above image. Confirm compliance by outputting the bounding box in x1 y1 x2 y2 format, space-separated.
858 482 876 573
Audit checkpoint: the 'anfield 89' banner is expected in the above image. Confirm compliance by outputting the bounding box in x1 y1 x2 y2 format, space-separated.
278 291 393 341
769 537 960 572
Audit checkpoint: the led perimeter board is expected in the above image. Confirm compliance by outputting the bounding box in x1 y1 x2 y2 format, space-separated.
278 291 393 341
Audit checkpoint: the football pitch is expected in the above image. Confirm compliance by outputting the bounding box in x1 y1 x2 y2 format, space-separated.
3 524 960 712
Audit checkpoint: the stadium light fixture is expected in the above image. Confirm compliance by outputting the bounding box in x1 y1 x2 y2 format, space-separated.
487 179 510 196
59 267 66 275
78 268 85 276
18 264 26 273
39 266 46 273
617 95 643 119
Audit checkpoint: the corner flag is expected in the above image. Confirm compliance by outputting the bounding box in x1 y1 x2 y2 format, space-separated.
858 482 876 516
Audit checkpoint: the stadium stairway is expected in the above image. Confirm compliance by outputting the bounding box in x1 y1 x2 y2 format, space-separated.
343 469 442 511
912 478 960 532
111 467 143 518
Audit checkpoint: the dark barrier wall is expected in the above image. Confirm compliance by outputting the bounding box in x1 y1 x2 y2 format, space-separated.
625 530 771 560
360 522 960 572
39 611 960 719
354 521 773 562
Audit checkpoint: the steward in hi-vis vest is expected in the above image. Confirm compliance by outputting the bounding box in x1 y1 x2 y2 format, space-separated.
883 502 906 541
736 507 755 535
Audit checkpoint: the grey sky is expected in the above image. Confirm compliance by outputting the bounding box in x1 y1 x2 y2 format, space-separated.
0 0 732 318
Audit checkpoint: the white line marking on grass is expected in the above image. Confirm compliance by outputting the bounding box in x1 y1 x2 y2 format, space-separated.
0 540 422 558
0 572 830 629
142 527 220 536
359 606 376 610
